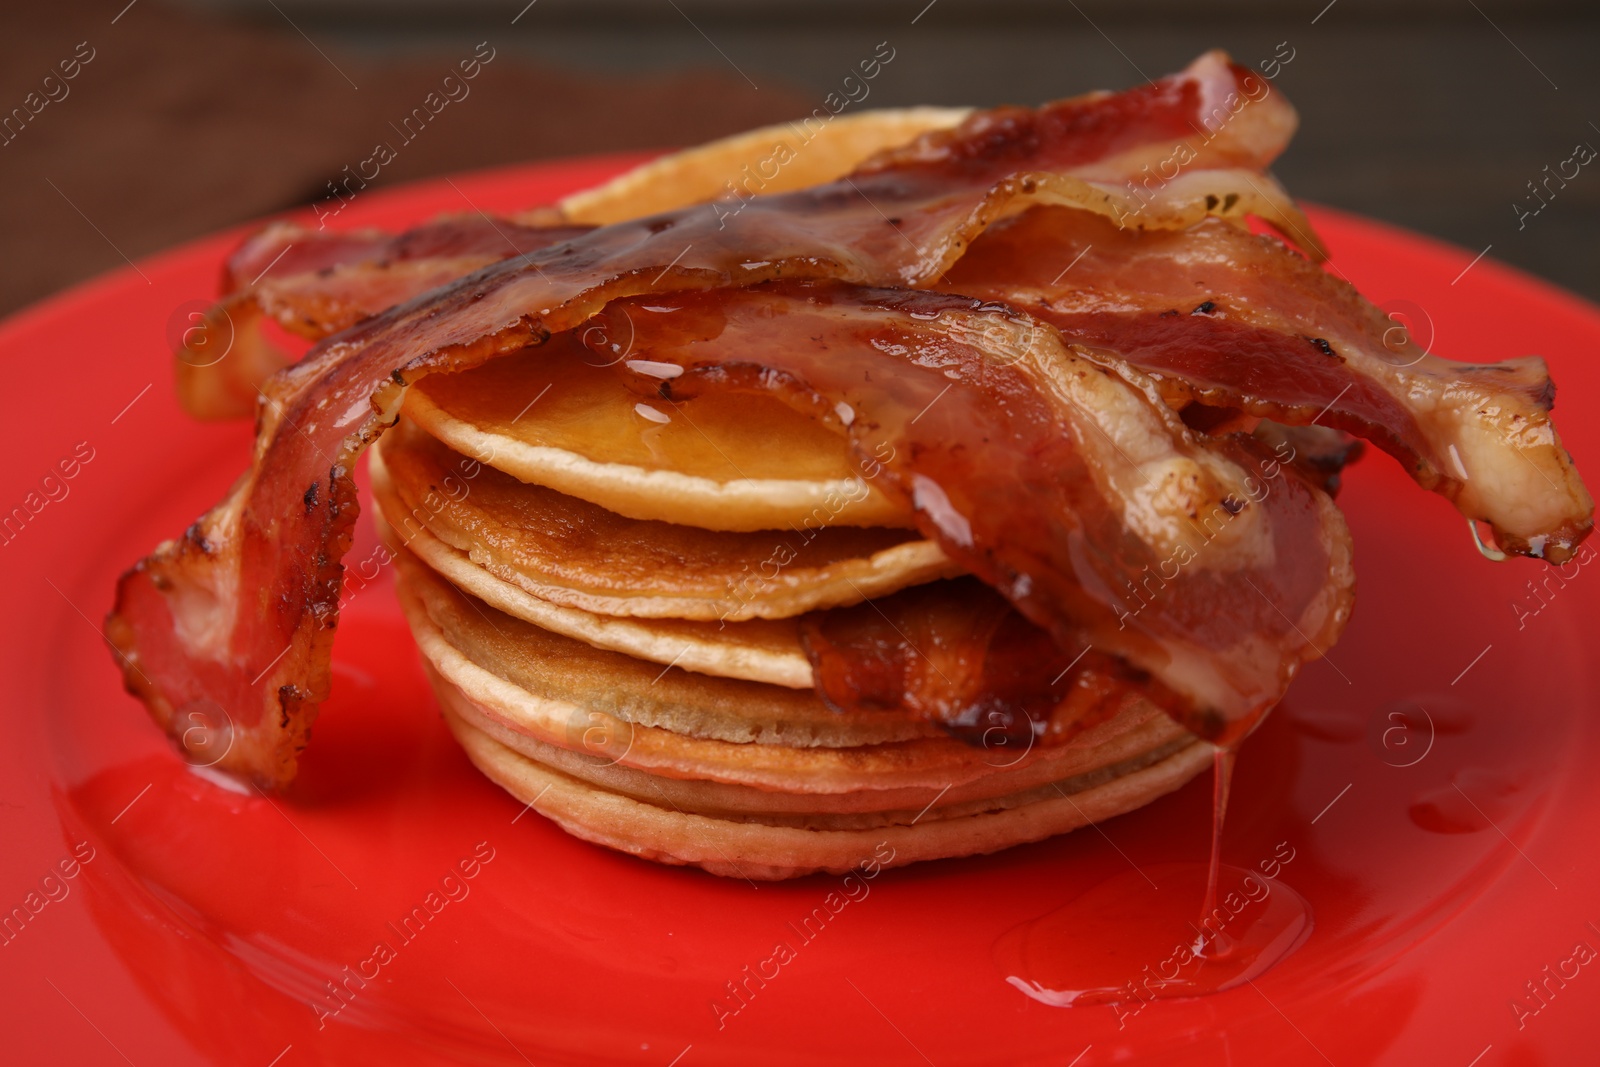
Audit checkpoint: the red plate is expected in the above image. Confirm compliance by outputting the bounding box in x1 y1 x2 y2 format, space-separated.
2 157 1597 1067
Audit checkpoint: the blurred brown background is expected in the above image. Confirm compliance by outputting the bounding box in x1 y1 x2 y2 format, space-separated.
2 0 1598 317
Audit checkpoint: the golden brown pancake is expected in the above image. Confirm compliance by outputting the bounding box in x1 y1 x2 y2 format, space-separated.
437 673 1194 821
398 547 941 748
397 549 1195 798
389 547 1209 879
444 703 1210 880
373 476 815 687
402 339 910 532
374 418 957 621
548 107 973 226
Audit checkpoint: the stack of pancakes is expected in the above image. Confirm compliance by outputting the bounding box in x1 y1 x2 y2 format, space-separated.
372 347 1212 879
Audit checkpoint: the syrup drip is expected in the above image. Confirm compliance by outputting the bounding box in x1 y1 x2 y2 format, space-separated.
996 744 1312 1006
1197 747 1237 956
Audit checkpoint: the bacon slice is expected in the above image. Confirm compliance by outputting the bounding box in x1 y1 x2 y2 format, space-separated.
178 217 593 420
942 207 1593 560
597 285 1352 745
176 51 1312 424
799 577 1144 748
105 52 1580 787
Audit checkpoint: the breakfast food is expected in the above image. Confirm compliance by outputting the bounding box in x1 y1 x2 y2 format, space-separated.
107 53 1591 878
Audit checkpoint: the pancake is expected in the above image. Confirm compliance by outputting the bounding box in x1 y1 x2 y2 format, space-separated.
402 336 910 532
549 107 973 226
397 547 940 748
373 483 815 688
397 549 1194 800
374 417 957 621
436 671 1194 821
444 704 1210 880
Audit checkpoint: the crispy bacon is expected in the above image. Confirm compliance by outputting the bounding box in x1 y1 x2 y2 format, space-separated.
942 208 1592 560
601 284 1352 744
106 53 1584 787
177 51 1311 424
178 217 593 420
799 578 1144 747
